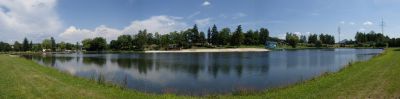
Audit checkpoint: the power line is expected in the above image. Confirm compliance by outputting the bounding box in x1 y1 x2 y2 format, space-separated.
380 18 385 35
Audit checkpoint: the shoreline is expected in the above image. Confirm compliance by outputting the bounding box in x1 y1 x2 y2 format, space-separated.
144 48 270 53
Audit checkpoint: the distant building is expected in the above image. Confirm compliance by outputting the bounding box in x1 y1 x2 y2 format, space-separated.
265 41 277 49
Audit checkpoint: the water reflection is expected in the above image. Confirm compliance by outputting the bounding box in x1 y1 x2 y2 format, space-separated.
82 56 106 66
21 48 382 95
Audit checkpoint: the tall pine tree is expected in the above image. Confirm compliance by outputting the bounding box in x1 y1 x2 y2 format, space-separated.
22 38 29 51
211 24 219 45
192 24 200 44
50 37 56 51
207 28 211 44
231 25 244 46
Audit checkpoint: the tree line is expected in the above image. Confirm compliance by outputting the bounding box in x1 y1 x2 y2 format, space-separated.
0 24 270 52
354 31 389 47
285 33 335 48
106 24 270 51
0 37 80 52
353 31 400 47
3 27 400 52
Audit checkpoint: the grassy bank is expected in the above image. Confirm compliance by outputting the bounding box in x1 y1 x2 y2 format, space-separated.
1 49 400 98
0 55 190 99
219 48 400 98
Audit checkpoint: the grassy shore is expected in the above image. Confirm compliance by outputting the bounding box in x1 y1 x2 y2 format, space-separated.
219 48 400 99
0 55 192 99
1 49 400 98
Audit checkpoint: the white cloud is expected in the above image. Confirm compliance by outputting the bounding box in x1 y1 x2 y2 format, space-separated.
0 1 187 43
278 34 286 39
194 18 211 27
59 25 122 43
59 15 188 43
293 32 302 36
0 0 62 43
202 1 211 6
363 21 373 26
340 21 345 24
304 32 311 36
122 15 188 34
232 12 247 19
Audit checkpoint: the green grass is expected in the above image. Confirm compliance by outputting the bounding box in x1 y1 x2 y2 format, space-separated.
218 48 400 98
1 49 400 98
0 55 192 99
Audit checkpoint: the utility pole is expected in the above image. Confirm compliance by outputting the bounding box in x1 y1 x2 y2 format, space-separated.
338 26 341 44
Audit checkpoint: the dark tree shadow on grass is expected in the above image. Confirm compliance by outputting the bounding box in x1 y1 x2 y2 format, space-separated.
393 49 400 51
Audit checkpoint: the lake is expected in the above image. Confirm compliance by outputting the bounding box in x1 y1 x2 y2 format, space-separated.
22 48 383 95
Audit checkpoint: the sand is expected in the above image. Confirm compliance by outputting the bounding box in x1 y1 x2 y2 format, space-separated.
144 48 269 53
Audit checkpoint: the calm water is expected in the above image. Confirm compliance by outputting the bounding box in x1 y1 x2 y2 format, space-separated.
22 48 382 95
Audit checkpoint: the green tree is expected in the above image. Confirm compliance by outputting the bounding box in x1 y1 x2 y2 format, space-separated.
32 44 42 52
50 37 56 51
259 28 269 44
154 32 161 45
109 40 120 50
199 31 206 45
59 42 66 51
29 41 33 51
231 25 245 46
147 33 154 45
90 37 107 51
285 32 300 48
210 24 219 45
252 30 260 44
134 30 148 50
300 35 307 43
319 34 326 44
0 42 11 52
244 30 255 45
244 30 260 45
75 42 80 50
42 39 52 50
192 24 200 44
355 32 365 43
65 42 75 50
181 30 192 48
22 38 29 51
81 38 92 51
219 28 231 45
13 41 22 51
160 34 171 48
315 40 322 48
308 34 318 44
117 35 133 50
318 34 335 44
207 28 211 44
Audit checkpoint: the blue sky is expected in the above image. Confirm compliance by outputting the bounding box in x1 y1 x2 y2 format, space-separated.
1 0 400 43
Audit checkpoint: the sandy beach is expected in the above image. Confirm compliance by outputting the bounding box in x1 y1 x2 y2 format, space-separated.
144 48 269 53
